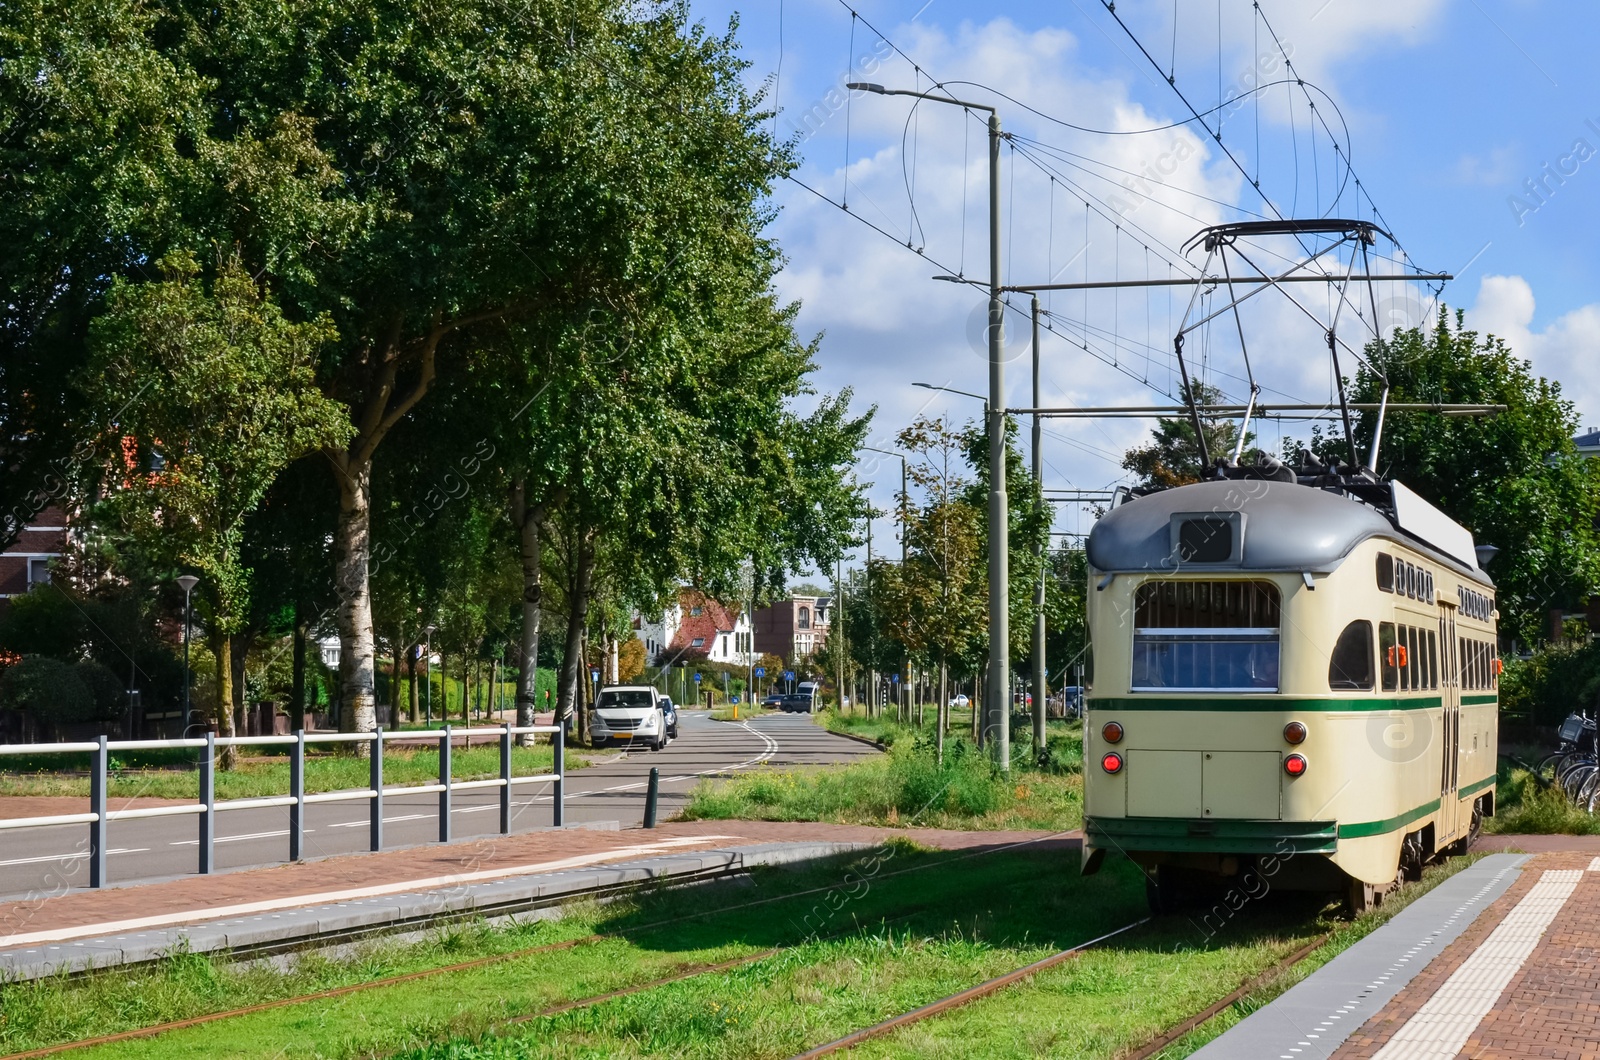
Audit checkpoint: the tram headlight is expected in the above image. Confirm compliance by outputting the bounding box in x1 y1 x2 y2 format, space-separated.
1100 751 1124 774
1283 753 1308 777
1283 721 1307 745
1100 721 1124 744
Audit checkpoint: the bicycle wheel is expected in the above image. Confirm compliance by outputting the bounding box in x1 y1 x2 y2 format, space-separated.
1535 751 1567 784
1565 763 1596 802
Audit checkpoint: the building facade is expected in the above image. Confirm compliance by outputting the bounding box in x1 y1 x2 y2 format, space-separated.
0 507 67 609
750 594 832 664
635 589 755 667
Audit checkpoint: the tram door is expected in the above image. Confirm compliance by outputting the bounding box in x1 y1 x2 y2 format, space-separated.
1437 605 1461 841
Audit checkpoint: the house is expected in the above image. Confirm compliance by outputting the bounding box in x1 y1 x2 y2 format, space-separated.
635 589 754 667
0 506 68 611
750 594 832 664
1576 428 1600 458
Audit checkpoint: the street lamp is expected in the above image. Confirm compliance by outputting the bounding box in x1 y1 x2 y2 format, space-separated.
424 624 437 726
176 575 199 731
913 381 989 409
851 81 1009 769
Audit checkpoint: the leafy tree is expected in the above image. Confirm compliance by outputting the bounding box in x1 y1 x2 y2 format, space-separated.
83 252 352 762
1343 310 1600 645
1121 382 1245 487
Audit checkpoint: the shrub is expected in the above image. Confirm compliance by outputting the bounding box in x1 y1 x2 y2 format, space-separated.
0 656 94 726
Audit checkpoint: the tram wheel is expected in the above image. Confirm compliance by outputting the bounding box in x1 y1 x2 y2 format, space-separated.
1144 869 1185 915
1343 877 1380 918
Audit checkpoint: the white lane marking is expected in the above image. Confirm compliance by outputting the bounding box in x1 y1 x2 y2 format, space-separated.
1371 869 1584 1060
172 830 290 846
0 849 148 867
0 835 740 948
1589 856 1600 871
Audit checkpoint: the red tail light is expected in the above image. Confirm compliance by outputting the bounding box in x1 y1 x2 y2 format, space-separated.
1101 751 1124 774
1284 753 1308 777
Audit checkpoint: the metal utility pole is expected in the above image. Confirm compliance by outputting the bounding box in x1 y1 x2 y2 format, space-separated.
1030 296 1047 762
866 513 875 718
849 81 1008 770
424 624 436 725
836 556 845 712
177 575 199 731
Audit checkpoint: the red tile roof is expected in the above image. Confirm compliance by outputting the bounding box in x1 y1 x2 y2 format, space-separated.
666 589 741 658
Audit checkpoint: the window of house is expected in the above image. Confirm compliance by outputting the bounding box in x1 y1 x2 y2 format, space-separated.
690 637 705 648
690 606 702 616
1328 620 1374 690
1131 580 1281 692
798 607 811 629
26 558 50 587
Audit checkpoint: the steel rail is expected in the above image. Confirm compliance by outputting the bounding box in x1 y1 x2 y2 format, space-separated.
788 917 1151 1058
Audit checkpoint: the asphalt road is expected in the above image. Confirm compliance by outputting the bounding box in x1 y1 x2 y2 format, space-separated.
0 710 877 899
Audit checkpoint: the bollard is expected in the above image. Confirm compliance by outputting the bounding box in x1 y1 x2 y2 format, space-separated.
499 722 512 835
438 725 452 843
643 766 659 829
88 735 107 888
370 726 384 852
198 731 215 874
289 729 305 861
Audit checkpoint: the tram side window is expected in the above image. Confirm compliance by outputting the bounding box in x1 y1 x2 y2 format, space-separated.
1459 637 1470 690
1376 553 1395 592
1131 580 1281 692
1380 622 1400 691
1328 620 1375 690
1427 630 1439 689
1410 626 1423 689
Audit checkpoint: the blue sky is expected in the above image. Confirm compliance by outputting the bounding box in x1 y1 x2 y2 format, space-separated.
683 0 1600 555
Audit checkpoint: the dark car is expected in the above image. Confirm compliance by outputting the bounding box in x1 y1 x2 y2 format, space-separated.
779 693 815 714
761 693 786 709
656 696 679 739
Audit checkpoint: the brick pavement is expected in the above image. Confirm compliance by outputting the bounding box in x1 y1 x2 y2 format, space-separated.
0 820 1078 943
1333 851 1600 1059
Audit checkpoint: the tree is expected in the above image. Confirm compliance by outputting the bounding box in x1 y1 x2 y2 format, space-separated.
1340 310 1600 645
1121 382 1245 488
83 252 352 763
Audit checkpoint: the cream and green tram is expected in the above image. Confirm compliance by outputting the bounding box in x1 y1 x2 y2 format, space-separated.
1080 477 1498 914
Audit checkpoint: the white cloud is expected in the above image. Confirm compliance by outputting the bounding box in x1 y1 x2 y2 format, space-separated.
1466 274 1600 429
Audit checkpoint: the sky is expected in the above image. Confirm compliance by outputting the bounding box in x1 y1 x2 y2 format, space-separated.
681 0 1600 564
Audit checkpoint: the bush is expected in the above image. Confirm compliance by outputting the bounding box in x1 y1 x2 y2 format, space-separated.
73 660 126 720
0 656 94 726
1501 643 1600 727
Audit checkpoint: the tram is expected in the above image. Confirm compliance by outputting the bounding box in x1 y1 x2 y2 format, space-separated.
1079 459 1498 914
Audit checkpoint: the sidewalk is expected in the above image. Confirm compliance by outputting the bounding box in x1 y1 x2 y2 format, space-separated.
0 820 1079 979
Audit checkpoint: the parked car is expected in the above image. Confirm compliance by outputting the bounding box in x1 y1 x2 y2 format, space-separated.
779 693 815 714
949 693 970 708
657 695 679 739
1060 685 1084 718
590 685 667 751
761 692 786 709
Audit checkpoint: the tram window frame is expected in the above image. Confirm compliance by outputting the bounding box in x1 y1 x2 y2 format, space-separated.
1328 620 1375 691
1376 553 1395 592
1130 580 1281 693
1427 630 1439 689
1380 622 1400 691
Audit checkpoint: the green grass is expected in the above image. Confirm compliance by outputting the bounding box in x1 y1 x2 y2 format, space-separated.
679 720 1082 832
708 705 774 722
1484 763 1600 835
0 742 583 802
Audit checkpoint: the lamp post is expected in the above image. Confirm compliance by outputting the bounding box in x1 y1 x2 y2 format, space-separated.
177 575 199 730
1029 296 1047 761
853 82 1008 770
863 445 911 722
424 624 436 726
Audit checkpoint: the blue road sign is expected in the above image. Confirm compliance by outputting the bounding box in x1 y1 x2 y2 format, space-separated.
783 670 794 681
892 673 900 683
693 672 702 683
754 666 766 677
731 695 740 704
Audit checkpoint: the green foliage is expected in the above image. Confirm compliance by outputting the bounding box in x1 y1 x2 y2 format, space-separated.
1499 642 1600 726
0 656 93 726
1487 765 1600 836
1344 310 1600 646
1121 381 1242 487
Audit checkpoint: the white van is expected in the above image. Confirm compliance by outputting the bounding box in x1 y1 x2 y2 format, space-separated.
590 685 668 750
796 681 819 707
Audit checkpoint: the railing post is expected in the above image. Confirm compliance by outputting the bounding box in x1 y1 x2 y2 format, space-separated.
553 721 565 828
289 729 305 861
499 722 512 835
370 726 383 852
438 725 452 843
198 731 215 874
88 735 107 888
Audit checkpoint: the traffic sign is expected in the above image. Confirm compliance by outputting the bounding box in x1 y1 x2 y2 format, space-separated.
783 670 794 681
693 672 702 683
891 673 900 683
590 669 599 680
730 694 740 704
754 666 766 677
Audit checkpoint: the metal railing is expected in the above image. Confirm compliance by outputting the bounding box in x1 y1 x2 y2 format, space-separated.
0 723 565 887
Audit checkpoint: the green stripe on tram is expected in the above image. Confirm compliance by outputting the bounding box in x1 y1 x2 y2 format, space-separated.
1090 695 1444 713
1461 694 1499 706
1338 778 1494 838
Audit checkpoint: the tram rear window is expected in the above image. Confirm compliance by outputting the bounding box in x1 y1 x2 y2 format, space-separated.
1376 553 1395 592
1177 518 1233 563
1132 580 1280 693
1328 620 1374 690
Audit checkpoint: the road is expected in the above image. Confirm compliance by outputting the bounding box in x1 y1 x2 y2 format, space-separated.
0 711 877 899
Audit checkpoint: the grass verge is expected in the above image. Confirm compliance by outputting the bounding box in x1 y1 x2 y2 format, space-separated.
1483 762 1600 835
0 741 583 802
680 715 1082 832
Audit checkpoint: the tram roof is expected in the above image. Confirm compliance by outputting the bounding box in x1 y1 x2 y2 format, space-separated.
1086 480 1493 586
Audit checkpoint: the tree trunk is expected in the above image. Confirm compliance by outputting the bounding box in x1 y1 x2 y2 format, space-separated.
937 656 948 763
511 480 554 747
333 461 377 746
215 631 238 770
389 627 403 727
291 608 307 732
406 644 420 724
230 625 249 736
557 531 596 739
